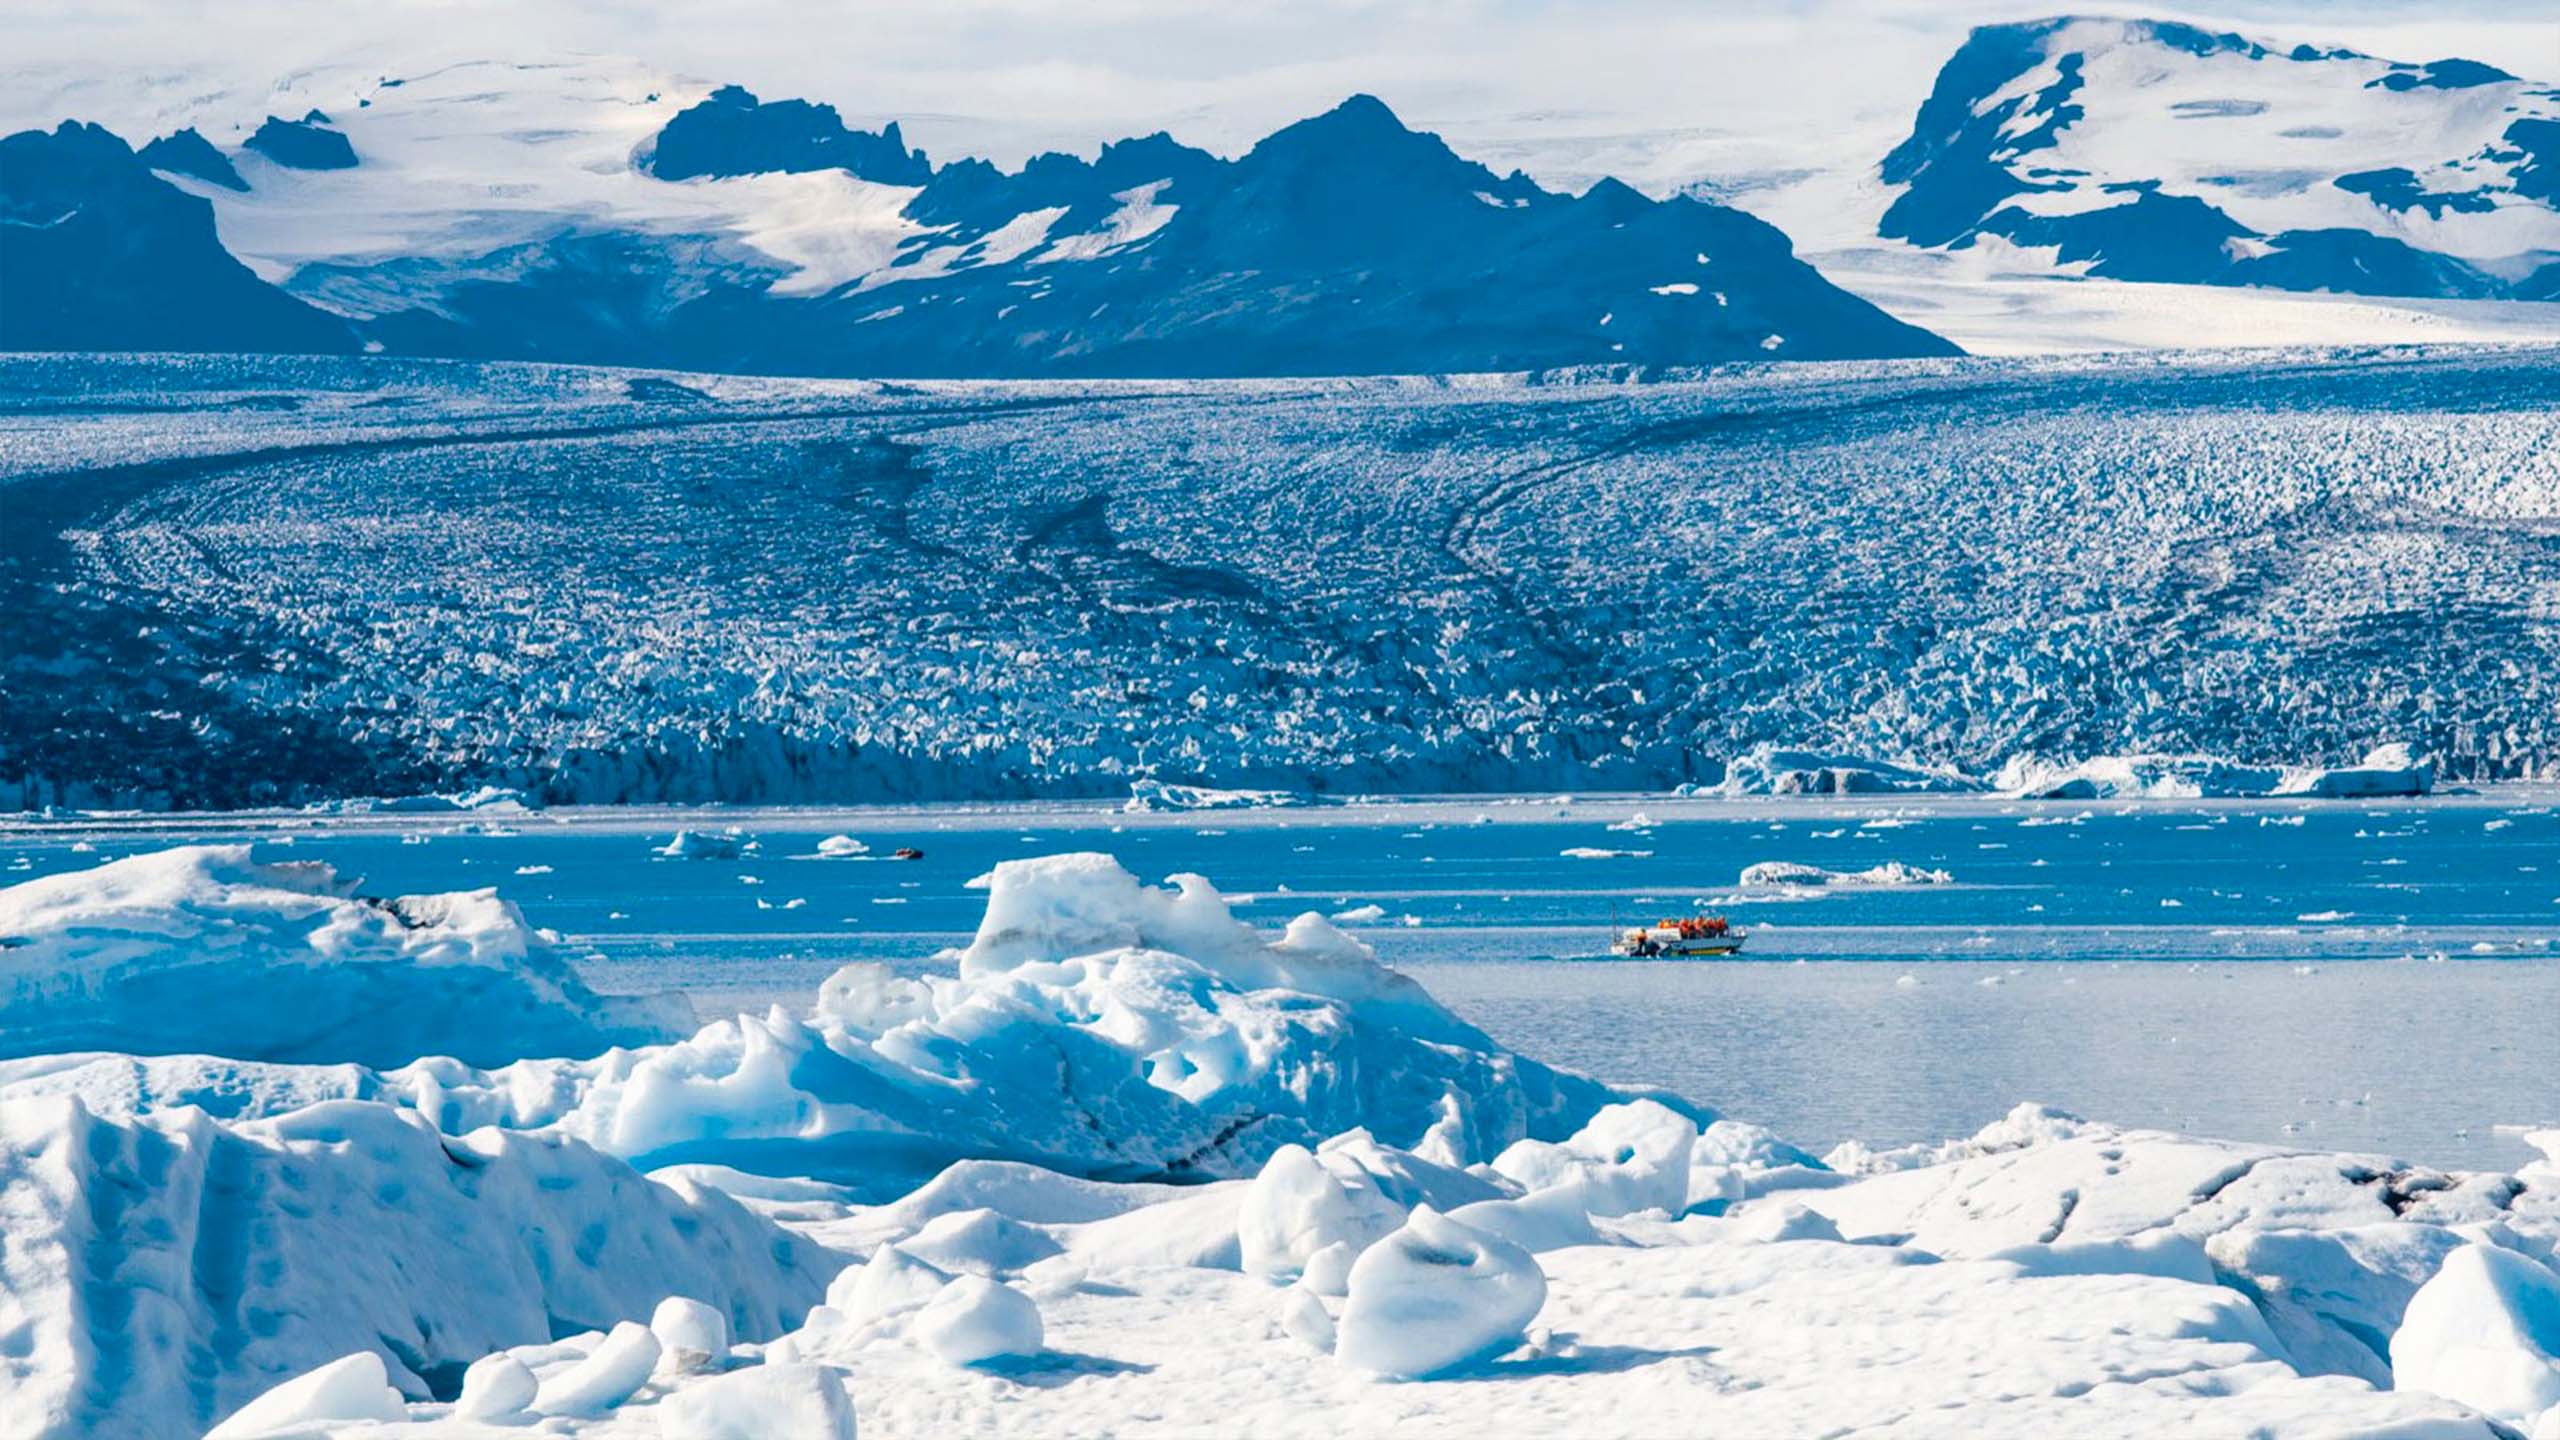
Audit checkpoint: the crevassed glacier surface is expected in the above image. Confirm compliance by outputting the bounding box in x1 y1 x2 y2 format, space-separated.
2 345 2555 810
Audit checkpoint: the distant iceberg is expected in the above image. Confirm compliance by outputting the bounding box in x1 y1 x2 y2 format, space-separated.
1124 780 1310 812
2275 743 2435 798
1998 744 2432 799
1714 745 1983 796
1738 860 1953 888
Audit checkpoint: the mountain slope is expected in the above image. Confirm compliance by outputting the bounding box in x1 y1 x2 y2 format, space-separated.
0 123 355 354
1881 17 2560 300
0 61 1953 373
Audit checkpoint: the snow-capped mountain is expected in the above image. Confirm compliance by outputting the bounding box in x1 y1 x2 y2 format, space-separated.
1880 17 2560 300
0 59 1951 373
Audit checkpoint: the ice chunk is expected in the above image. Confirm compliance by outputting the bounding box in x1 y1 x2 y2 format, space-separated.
651 1296 731 1374
1335 1206 1547 1379
1279 1286 1339 1352
828 1244 957 1325
534 1319 662 1416
903 1206 1065 1276
1492 1100 1697 1217
202 1353 406 1438
814 834 870 857
1300 1239 1358 1297
1738 860 1952 888
1447 1183 1602 1252
913 1276 1046 1365
653 1362 860 1440
0 845 687 1067
1239 1142 1408 1282
1727 1201 1845 1244
453 1352 539 1421
2391 1244 2560 1427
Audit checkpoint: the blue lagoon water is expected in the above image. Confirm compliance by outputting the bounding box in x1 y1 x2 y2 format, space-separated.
8 793 2554 1170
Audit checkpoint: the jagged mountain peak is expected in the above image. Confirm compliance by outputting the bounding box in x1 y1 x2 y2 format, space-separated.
0 62 1957 373
1879 15 2560 301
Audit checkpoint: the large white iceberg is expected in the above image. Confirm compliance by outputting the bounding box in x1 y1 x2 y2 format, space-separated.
1 850 1623 1194
0 846 688 1068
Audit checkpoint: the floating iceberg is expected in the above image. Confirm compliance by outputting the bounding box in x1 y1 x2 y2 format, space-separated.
0 845 689 1067
1997 745 2434 800
2277 743 2436 799
303 785 540 815
1996 752 2288 799
1738 860 1953 888
657 828 752 859
1717 745 1982 796
1124 780 1310 812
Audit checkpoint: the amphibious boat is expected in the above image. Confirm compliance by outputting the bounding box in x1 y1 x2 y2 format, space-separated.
1611 914 1747 958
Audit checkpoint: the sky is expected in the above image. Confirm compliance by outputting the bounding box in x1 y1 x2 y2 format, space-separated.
9 0 2556 192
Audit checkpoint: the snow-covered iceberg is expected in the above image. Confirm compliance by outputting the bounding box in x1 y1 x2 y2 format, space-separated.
476 852 1621 1188
0 849 1622 1194
0 846 689 1068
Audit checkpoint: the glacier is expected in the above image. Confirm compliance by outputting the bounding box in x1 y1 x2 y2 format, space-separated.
3 345 2556 812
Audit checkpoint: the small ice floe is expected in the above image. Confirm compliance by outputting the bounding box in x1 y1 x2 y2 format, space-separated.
2484 818 2514 832
815 835 870 858
1607 812 1655 833
1331 903 1388 923
2298 910 2352 923
1561 847 1651 859
1894 973 1921 989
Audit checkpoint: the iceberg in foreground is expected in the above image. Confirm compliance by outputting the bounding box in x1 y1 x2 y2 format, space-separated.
1 849 1625 1193
0 846 689 1068
0 1092 834 1440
